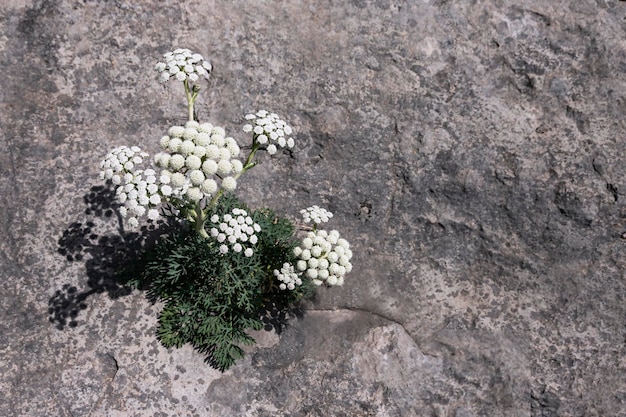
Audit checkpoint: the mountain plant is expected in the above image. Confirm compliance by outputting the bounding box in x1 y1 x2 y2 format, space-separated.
98 48 353 371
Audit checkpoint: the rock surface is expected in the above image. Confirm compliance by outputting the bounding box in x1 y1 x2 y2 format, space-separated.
1 0 626 416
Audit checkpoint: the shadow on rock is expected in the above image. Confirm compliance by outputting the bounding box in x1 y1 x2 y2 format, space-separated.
259 300 308 335
49 183 172 330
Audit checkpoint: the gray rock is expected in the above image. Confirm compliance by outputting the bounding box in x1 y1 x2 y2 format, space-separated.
1 0 626 416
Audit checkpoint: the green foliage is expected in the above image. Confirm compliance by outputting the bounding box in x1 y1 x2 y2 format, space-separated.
123 194 313 371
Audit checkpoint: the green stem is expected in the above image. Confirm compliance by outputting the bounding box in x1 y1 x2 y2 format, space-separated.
184 79 198 121
194 201 209 239
236 141 260 180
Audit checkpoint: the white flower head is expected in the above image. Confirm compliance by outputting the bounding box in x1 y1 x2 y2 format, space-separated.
100 145 168 226
273 263 303 291
243 110 295 154
155 48 212 84
300 205 333 224
293 229 352 286
210 208 260 256
221 176 237 191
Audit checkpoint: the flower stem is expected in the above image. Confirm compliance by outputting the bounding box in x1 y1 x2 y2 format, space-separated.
236 141 260 180
194 201 209 239
184 79 198 121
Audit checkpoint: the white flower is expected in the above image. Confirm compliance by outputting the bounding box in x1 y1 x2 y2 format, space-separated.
273 263 303 291
196 132 211 146
183 128 198 141
200 179 217 194
310 246 322 258
296 260 307 271
185 155 202 170
160 184 173 196
243 110 295 154
168 138 182 152
202 159 218 175
227 143 240 158
156 49 211 84
211 134 226 147
170 172 186 187
300 205 333 224
198 123 213 133
212 126 226 136
293 229 352 286
148 209 160 220
231 159 243 173
205 144 220 159
221 176 236 191
149 194 161 205
186 187 202 201
159 171 171 184
168 126 185 137
189 170 205 185
217 160 232 175
218 148 231 161
180 140 196 156
211 209 260 256
192 147 207 159
169 154 185 170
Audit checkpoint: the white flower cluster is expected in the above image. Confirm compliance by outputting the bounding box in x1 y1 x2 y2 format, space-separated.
294 229 352 287
209 208 261 257
242 110 294 155
154 49 212 83
155 48 212 83
100 146 162 226
273 263 302 291
99 145 148 183
154 121 242 204
300 205 333 224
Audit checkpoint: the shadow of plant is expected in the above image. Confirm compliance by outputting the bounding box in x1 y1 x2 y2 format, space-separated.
49 183 171 329
49 184 312 371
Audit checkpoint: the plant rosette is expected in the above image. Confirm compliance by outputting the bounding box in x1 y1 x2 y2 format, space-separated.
97 48 353 371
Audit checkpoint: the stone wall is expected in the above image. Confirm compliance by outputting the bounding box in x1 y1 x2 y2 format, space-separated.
1 0 625 416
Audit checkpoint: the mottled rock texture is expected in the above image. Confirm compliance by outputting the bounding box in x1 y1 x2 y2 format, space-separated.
1 0 626 416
